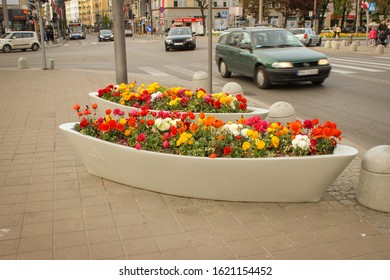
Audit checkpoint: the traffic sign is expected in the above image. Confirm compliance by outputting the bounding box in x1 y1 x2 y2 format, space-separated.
146 25 152 33
159 7 164 13
160 12 165 18
368 3 376 12
159 19 165 25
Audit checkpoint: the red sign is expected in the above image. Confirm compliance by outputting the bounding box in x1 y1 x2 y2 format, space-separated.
174 18 203 23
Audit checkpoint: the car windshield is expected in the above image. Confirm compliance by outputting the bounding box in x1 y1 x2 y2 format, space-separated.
101 30 112 35
253 30 303 48
169 28 191 36
1 32 13 39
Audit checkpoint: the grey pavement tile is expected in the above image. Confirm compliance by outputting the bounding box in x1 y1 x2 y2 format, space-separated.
90 241 126 260
118 224 152 240
186 229 222 247
23 210 54 225
84 215 116 230
127 252 163 260
161 247 199 260
0 203 26 215
55 207 84 221
0 226 21 241
123 237 160 256
154 233 191 251
114 212 145 227
214 225 252 242
55 245 90 260
227 238 267 258
55 230 88 248
21 221 54 237
87 227 121 244
271 249 308 260
55 218 85 233
0 213 24 227
0 239 19 257
17 249 53 260
257 234 297 253
177 217 212 232
18 234 53 253
147 220 183 236
195 243 236 260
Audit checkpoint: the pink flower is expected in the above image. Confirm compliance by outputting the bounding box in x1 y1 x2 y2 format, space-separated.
163 141 170 149
134 143 142 150
137 134 146 142
113 108 120 116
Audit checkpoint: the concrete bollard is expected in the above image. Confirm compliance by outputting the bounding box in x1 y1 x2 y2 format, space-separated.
221 82 243 96
18 57 29 69
357 145 390 212
265 101 296 126
49 59 55 70
349 43 357 52
355 40 360 46
341 40 347 47
192 71 209 92
324 40 331 48
331 40 339 50
375 45 384 54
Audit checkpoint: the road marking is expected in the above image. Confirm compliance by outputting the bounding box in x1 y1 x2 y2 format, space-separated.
164 65 195 77
331 69 355 74
333 58 390 69
330 63 384 72
137 66 175 77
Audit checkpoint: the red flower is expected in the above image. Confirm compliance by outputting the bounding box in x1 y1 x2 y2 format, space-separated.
223 146 232 155
108 119 117 129
105 109 111 115
117 124 125 132
91 103 98 109
209 153 217 158
73 104 80 111
79 118 88 128
137 134 146 142
98 123 110 133
170 126 178 136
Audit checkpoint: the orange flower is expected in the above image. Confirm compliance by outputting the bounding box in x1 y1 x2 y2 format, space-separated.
199 112 205 119
237 118 246 125
73 104 80 110
216 134 225 141
209 153 217 158
288 121 302 135
190 123 198 133
91 103 98 109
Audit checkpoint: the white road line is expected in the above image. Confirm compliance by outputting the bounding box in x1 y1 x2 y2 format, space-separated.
137 66 174 76
330 63 385 72
332 58 390 69
164 65 194 77
331 69 355 74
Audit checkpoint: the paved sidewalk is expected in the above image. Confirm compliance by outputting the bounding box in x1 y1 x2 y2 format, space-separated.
0 68 390 260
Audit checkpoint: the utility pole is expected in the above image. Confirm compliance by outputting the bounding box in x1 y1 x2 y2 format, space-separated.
2 0 10 32
313 0 317 32
258 0 263 25
207 1 212 93
112 0 128 84
37 0 47 70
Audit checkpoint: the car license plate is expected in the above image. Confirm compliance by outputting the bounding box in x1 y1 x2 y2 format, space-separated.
174 42 183 46
297 69 319 76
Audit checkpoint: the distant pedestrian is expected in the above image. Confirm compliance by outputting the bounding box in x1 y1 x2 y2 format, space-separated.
369 27 377 46
335 25 341 39
377 19 388 46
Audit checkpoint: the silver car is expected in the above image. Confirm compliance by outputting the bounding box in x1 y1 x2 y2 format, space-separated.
290 28 322 47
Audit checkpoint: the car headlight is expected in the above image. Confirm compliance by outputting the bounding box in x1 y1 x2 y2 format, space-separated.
166 39 172 43
272 62 293 68
318 59 329 65
185 38 193 42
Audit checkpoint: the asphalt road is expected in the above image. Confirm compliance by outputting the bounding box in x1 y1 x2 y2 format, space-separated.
1 34 389 151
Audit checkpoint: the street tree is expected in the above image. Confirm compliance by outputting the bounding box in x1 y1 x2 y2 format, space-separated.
194 0 208 35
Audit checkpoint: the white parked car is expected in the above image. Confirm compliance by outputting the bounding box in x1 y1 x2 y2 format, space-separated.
290 28 322 47
0 31 40 53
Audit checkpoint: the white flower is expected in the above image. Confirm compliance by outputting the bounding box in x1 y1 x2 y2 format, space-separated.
292 134 310 150
151 91 162 102
241 128 249 138
222 123 243 136
154 118 170 131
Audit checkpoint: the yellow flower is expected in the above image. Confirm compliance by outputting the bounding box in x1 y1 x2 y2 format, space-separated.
246 129 254 137
242 141 251 150
124 130 131 136
119 118 127 125
255 139 265 150
176 132 193 146
197 89 206 99
271 136 280 148
128 82 135 89
251 131 259 140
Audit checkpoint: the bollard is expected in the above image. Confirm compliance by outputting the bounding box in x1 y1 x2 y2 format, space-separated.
375 45 384 54
192 71 209 92
265 101 296 126
221 82 243 96
324 40 331 48
341 40 347 47
331 40 339 50
357 145 390 212
49 59 55 70
18 57 29 69
349 43 357 52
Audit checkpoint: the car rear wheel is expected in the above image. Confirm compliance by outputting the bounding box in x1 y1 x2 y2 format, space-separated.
2 44 11 53
219 60 231 78
165 45 169 51
306 39 312 47
255 66 271 89
31 43 39 51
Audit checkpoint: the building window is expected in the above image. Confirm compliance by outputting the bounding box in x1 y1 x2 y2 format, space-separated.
223 2 227 7
174 1 178 7
174 0 187 7
214 2 217 7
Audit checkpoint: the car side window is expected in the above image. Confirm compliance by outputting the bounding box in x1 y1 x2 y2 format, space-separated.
227 32 241 47
23 33 33 38
12 33 23 39
240 32 251 44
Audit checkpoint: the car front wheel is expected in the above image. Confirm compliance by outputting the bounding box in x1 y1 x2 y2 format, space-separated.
306 39 312 47
2 44 11 53
31 43 39 51
219 60 231 78
316 38 322 46
255 66 271 89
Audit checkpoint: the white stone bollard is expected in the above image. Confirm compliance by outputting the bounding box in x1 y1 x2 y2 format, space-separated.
375 45 384 54
265 101 296 126
341 40 347 47
18 57 29 69
357 145 390 212
49 59 55 69
349 43 357 52
331 40 339 50
221 82 243 96
324 40 331 48
192 71 209 92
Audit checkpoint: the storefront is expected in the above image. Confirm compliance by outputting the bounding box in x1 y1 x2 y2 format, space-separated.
174 17 204 35
0 8 28 33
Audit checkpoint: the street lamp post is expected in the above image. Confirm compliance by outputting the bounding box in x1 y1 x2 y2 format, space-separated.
37 0 47 70
258 0 263 25
2 0 10 32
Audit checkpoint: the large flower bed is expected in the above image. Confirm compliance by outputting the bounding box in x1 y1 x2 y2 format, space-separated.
73 103 342 158
97 82 249 114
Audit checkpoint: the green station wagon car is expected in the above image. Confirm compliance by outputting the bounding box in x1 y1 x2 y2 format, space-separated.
215 27 331 89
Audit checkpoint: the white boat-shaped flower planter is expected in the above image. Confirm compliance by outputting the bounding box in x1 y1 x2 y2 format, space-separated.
88 92 270 122
60 122 358 202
